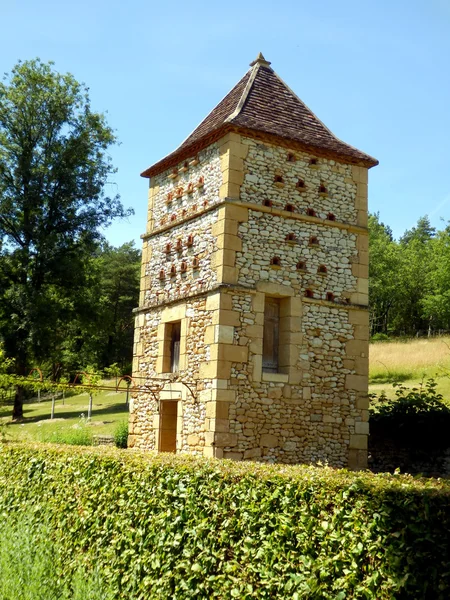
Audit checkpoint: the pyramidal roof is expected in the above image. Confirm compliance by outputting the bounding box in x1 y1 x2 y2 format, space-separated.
142 53 378 177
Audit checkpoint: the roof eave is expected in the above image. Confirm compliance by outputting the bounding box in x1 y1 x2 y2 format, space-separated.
141 124 377 179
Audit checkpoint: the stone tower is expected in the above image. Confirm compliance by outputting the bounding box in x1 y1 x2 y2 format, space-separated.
130 54 377 469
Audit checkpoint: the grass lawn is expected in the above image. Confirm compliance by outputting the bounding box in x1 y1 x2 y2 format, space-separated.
369 336 450 401
0 383 128 443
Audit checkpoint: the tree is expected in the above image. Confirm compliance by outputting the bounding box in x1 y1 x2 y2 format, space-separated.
0 59 131 418
368 213 401 335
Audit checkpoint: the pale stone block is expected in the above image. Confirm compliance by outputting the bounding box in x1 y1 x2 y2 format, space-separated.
222 168 245 186
161 304 186 323
357 182 368 199
359 250 368 266
356 234 369 252
356 396 370 410
214 432 238 447
217 131 242 146
199 361 217 379
357 210 368 227
249 339 263 355
354 357 369 375
349 434 368 450
262 372 288 383
256 281 294 297
209 418 230 433
206 293 222 311
348 448 368 470
246 325 264 338
252 292 265 313
354 325 369 341
355 421 369 435
221 249 236 267
219 182 241 199
303 387 311 400
224 204 249 222
205 401 231 419
216 233 242 252
244 448 262 459
260 434 279 448
357 279 369 295
217 265 239 284
252 354 262 382
212 389 236 402
215 325 234 344
212 309 240 326
345 374 368 392
187 434 200 446
212 219 239 237
204 325 215 345
220 345 248 363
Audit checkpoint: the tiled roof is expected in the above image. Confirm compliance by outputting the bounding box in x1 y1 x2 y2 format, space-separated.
142 54 378 177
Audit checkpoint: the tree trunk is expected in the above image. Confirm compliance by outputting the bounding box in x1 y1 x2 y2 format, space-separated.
12 385 25 419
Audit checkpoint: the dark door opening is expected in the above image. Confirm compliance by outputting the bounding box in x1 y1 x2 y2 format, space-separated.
159 400 178 453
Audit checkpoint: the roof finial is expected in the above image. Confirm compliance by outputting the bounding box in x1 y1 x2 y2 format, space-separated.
250 52 272 68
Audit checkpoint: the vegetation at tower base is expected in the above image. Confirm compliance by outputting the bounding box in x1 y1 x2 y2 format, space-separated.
0 445 449 599
0 59 132 418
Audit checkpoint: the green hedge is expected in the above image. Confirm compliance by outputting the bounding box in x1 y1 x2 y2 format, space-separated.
0 444 449 599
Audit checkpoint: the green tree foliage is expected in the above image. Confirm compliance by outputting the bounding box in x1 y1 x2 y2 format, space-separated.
53 241 141 375
368 213 401 335
0 59 131 417
369 213 450 336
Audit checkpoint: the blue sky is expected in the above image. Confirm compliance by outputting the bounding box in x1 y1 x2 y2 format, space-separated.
2 0 450 245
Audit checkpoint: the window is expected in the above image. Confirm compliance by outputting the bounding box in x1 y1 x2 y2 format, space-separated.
306 208 316 217
163 321 181 373
263 298 280 373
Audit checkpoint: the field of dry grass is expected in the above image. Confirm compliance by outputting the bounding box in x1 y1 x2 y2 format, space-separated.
369 337 450 400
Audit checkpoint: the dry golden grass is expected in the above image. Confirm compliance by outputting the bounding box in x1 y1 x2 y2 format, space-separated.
370 337 450 377
369 336 450 400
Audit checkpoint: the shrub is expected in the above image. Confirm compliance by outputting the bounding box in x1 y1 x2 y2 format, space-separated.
113 421 128 448
0 444 449 599
370 378 450 448
370 332 390 342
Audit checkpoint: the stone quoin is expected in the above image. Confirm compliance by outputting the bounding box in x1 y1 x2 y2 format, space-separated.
130 53 378 468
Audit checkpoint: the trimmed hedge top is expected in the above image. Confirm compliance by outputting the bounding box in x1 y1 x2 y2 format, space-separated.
0 443 449 599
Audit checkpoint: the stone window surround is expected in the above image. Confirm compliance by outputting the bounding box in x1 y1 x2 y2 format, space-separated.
156 304 188 374
251 281 302 385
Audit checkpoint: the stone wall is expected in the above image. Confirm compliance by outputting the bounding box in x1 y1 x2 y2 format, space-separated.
132 131 370 469
215 288 368 466
236 212 358 300
130 297 213 453
240 137 361 226
143 209 219 307
147 144 222 232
